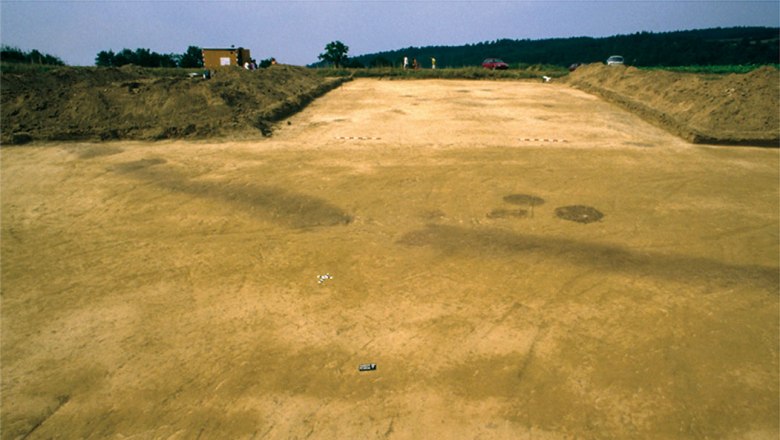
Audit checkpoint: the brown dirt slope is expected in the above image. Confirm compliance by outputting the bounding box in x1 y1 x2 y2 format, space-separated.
0 65 346 144
3 64 777 146
567 64 779 146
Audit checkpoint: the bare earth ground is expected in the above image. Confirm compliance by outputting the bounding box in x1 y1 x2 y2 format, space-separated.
2 79 778 439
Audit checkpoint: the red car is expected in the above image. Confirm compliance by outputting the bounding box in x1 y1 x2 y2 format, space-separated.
482 58 509 70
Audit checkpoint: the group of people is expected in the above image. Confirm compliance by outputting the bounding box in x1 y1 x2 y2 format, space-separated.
403 56 436 70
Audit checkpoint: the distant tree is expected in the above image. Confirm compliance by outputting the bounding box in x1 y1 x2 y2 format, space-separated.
136 48 154 66
343 58 364 68
1 45 64 65
149 50 177 68
178 46 203 68
28 49 45 64
259 57 276 68
369 56 393 68
95 49 115 66
346 26 779 68
1 45 27 63
94 47 177 67
113 49 133 66
318 41 349 68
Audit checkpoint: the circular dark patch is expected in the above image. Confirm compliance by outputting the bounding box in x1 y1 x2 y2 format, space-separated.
503 194 545 207
554 205 604 224
487 208 528 219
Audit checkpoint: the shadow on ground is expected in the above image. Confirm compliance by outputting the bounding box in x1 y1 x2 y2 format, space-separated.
398 224 778 291
111 158 352 229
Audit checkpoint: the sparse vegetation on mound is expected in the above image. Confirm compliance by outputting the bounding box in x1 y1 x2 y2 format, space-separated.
2 62 778 147
567 64 779 146
0 65 347 144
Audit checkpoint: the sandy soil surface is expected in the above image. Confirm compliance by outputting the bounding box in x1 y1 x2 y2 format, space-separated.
2 79 778 439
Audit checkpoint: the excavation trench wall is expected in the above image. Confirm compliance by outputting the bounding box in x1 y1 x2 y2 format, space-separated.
567 64 779 147
1 65 348 144
2 63 777 146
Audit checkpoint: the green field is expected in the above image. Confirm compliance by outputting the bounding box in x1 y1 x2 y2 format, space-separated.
640 64 780 74
312 63 778 80
313 65 569 80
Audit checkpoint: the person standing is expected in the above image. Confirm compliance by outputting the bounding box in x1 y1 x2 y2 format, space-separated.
431 57 436 69
403 56 409 70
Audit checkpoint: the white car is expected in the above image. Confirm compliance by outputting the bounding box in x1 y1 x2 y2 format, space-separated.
606 55 624 65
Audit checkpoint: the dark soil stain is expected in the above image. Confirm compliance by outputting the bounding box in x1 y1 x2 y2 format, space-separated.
396 224 779 290
503 194 545 207
624 141 654 148
110 158 167 172
76 145 124 159
487 208 528 219
112 161 351 229
555 205 603 224
396 228 437 247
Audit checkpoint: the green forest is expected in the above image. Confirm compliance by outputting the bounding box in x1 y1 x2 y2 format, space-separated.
94 46 204 68
340 27 779 68
3 26 777 71
0 45 65 66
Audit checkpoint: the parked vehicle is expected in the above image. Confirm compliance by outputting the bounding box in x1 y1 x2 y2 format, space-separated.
482 58 509 70
606 55 624 65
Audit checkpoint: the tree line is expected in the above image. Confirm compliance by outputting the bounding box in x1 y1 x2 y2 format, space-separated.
95 46 204 68
345 27 779 68
0 45 207 68
0 45 65 65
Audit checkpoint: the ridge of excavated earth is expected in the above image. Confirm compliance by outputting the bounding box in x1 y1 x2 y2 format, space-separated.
1 64 778 146
0 65 347 144
566 64 779 146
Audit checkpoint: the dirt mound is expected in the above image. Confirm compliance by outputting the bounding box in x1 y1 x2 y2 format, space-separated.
4 64 776 146
1 65 346 144
567 64 779 146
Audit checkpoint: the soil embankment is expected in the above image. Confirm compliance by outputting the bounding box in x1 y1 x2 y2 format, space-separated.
1 65 346 144
567 64 779 146
2 63 778 146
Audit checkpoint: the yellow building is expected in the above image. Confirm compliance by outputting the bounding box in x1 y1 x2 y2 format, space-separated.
202 47 251 69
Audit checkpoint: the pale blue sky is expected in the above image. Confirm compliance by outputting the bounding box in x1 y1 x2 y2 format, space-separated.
1 1 778 66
